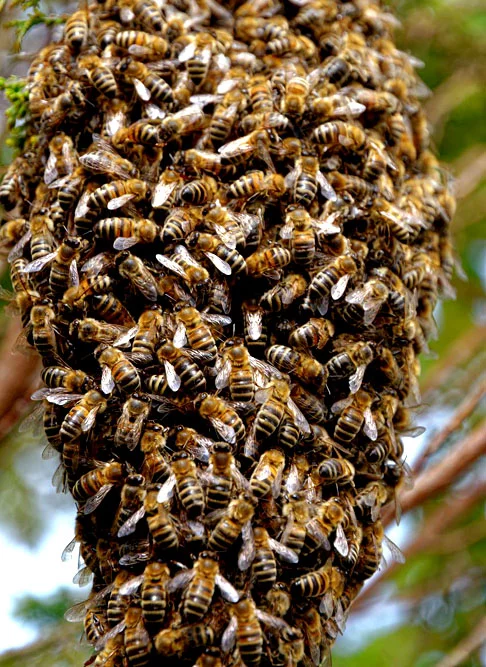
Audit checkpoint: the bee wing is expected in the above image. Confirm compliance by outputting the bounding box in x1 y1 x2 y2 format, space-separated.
216 574 240 603
244 308 263 341
167 568 194 592
232 466 250 491
213 223 237 250
315 294 329 316
210 418 236 445
152 180 178 208
61 537 77 563
268 538 299 564
331 396 353 413
7 231 31 263
178 42 196 62
333 523 349 558
79 152 133 180
134 78 151 101
279 220 293 240
114 325 138 348
338 133 354 147
319 591 334 618
113 236 139 250
244 427 257 458
238 520 255 571
184 435 211 463
317 172 337 201
173 321 187 348
250 357 284 380
47 391 85 407
285 464 301 494
19 403 45 434
64 599 91 622
363 300 384 326
101 365 115 394
44 151 58 185
349 364 366 394
221 616 237 653
118 506 146 538
205 251 232 275
157 474 176 503
95 621 126 653
287 397 311 434
69 259 79 287
83 484 114 515
156 253 186 280
256 610 290 631
107 193 136 210
306 519 331 551
190 93 222 106
215 357 231 390
119 574 144 596
164 360 182 392
218 134 254 158
144 102 166 120
187 519 205 537
72 565 92 587
331 273 351 300
383 534 406 564
22 251 57 274
363 407 378 441
201 313 232 326
314 218 341 235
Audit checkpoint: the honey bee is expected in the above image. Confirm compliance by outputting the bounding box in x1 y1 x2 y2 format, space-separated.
243 525 298 588
260 274 308 312
159 207 201 244
307 256 358 314
215 339 257 402
204 202 258 251
115 393 152 450
44 133 78 186
342 278 389 327
291 562 332 599
107 570 134 626
155 623 214 658
144 485 179 552
72 460 124 508
281 492 311 556
219 129 276 172
0 154 34 209
296 607 323 667
86 179 148 212
207 90 246 145
332 389 377 444
0 220 29 259
29 301 58 359
174 305 228 365
208 492 256 552
69 317 135 347
355 480 389 522
114 474 146 538
194 648 223 667
242 300 268 358
266 345 328 393
285 157 337 209
96 346 141 395
281 75 309 116
116 251 158 302
304 499 348 557
289 318 335 351
290 385 327 426
115 29 168 57
23 236 85 299
77 54 118 98
195 393 246 445
64 10 89 51
140 423 171 484
121 562 170 634
249 449 285 499
313 458 355 488
117 57 173 104
92 635 126 666
187 231 247 276
310 93 366 121
128 307 164 366
327 171 376 201
372 198 425 243
39 366 93 396
157 452 205 518
29 212 55 262
95 218 158 250
169 551 239 621
326 340 375 393
179 149 225 177
246 246 291 278
248 74 273 113
313 121 367 152
226 171 286 202
124 605 152 666
156 338 207 393
156 245 210 291
158 105 207 144
201 442 248 511
179 175 219 206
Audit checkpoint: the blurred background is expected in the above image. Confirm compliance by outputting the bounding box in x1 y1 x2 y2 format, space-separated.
0 0 484 664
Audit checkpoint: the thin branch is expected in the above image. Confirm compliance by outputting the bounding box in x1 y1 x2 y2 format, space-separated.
454 148 486 200
413 378 485 475
0 318 40 443
436 616 486 667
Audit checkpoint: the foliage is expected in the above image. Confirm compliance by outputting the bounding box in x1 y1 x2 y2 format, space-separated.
0 76 28 151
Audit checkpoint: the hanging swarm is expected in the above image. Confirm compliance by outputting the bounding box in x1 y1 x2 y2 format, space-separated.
0 0 455 664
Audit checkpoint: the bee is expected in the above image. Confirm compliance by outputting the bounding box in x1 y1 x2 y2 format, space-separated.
157 105 206 144
0 220 29 259
187 231 247 277
178 33 218 87
77 54 118 98
276 627 305 667
70 318 135 348
291 562 332 599
246 246 291 278
86 179 148 212
40 366 93 395
115 394 152 450
23 236 85 299
310 93 366 121
204 202 257 251
29 212 55 262
78 139 139 182
144 485 179 552
116 251 158 302
124 605 152 667
208 492 256 552
159 207 201 244
260 273 308 312
127 307 163 366
253 378 310 447
247 526 298 588
64 10 89 51
115 29 168 57
156 339 207 393
215 339 259 402
117 57 173 103
373 199 425 243
327 171 376 201
281 493 311 556
332 389 377 444
207 277 232 316
266 345 328 393
242 300 268 358
119 562 171 633
158 452 205 518
107 570 133 626
173 305 223 365
29 301 58 359
265 583 291 618
296 607 323 667
140 423 171 484
289 318 335 351
156 245 210 291
226 171 286 202
95 218 158 250
194 648 223 667
313 458 355 488
312 121 367 152
249 449 285 499
92 635 126 666
290 385 327 425
72 460 124 506
219 129 276 172
355 480 389 523
248 74 274 113
0 154 34 209
341 279 389 327
304 499 348 556
44 133 78 185
155 623 214 658
195 393 246 445
202 442 248 511
307 256 358 313
326 340 375 393
96 346 141 395
286 157 337 209
180 149 225 177
169 551 239 622
178 176 219 207
281 75 309 116
208 90 246 145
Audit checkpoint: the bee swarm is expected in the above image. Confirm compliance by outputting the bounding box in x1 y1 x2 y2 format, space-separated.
1 0 455 665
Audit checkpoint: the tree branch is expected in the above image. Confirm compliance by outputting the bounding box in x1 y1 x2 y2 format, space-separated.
436 616 486 667
413 378 485 476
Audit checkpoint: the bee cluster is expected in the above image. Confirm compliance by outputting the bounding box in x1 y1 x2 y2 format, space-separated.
1 0 455 664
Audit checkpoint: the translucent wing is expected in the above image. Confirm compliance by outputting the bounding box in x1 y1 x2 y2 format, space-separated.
167 568 194 592
383 534 406 564
215 358 231 390
349 364 366 394
216 575 240 602
316 172 337 201
156 253 187 280
107 193 136 210
134 78 151 101
101 366 115 394
164 360 182 392
83 484 114 515
8 231 32 263
363 407 378 441
285 464 301 494
69 259 79 287
331 274 351 300
152 180 178 208
238 521 255 571
221 616 237 653
205 251 232 275
113 236 139 250
119 574 144 596
173 321 187 348
333 523 349 557
44 151 58 185
269 538 299 564
287 398 311 434
210 418 236 445
61 537 77 562
117 506 146 537
21 252 57 273
178 42 196 62
157 475 176 503
245 308 263 341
